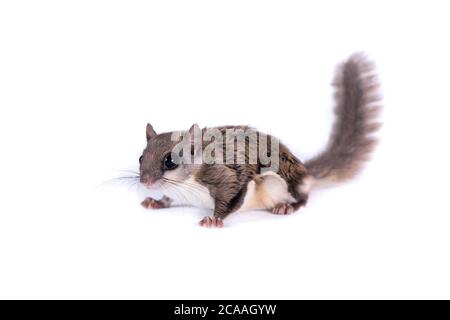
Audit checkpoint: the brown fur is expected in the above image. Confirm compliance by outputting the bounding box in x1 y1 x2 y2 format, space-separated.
195 126 308 218
196 126 258 218
305 53 382 183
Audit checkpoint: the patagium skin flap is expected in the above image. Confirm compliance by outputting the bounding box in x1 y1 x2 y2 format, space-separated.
138 53 382 228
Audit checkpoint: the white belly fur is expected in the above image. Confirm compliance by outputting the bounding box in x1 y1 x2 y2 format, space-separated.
162 172 294 212
162 176 215 209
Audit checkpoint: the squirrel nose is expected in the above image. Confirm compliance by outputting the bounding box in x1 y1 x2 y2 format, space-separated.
140 174 149 184
140 174 155 186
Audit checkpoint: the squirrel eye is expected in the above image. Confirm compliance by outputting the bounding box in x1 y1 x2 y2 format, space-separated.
139 155 143 164
163 153 178 170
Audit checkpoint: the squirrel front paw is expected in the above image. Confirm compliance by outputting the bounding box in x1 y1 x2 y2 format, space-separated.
198 216 224 228
141 196 172 209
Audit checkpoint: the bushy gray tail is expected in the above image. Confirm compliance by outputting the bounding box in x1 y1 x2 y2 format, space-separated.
305 53 382 184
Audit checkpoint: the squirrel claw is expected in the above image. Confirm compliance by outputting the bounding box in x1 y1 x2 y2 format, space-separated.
272 203 295 215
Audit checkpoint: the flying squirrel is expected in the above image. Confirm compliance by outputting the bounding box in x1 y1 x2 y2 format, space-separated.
138 53 382 227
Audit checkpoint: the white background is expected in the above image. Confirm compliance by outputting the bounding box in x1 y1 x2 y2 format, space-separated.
1 0 449 299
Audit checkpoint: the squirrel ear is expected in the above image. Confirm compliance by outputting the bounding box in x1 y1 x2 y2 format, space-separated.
146 123 157 141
